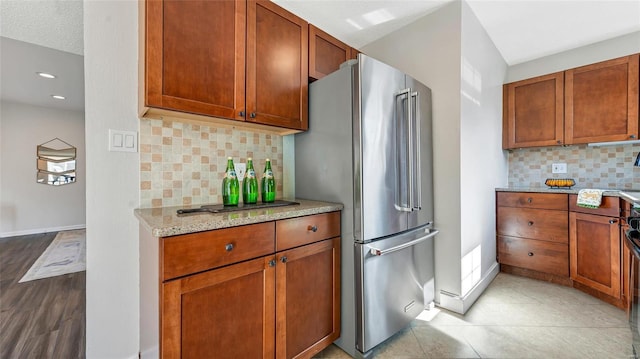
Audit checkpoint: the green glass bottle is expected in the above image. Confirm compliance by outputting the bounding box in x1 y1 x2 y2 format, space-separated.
242 158 258 204
222 157 239 206
261 158 276 203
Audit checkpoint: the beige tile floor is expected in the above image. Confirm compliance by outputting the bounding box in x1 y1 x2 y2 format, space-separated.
315 273 633 359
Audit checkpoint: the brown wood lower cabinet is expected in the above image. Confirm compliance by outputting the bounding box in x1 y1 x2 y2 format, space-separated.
158 212 341 359
162 256 276 359
498 236 569 276
276 238 340 359
570 211 621 299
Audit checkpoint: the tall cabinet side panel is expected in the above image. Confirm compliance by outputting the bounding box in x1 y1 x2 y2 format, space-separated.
294 65 357 357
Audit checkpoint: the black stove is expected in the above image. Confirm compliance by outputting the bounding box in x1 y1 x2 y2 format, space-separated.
625 210 640 358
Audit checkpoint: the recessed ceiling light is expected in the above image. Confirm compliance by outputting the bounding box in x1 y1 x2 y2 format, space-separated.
51 95 66 100
37 72 56 79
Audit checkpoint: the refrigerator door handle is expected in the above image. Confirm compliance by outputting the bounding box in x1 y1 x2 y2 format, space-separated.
368 230 439 256
411 90 421 211
394 88 413 212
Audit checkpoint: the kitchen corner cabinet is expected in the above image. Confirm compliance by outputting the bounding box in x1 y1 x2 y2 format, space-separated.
144 0 308 131
496 192 569 278
565 54 639 144
309 24 357 81
503 72 564 149
569 195 622 300
160 212 341 359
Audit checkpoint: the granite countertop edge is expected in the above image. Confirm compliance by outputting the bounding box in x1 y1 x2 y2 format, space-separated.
495 187 633 197
134 199 343 237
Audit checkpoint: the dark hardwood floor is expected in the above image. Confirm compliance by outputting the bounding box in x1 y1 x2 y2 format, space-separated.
0 232 85 358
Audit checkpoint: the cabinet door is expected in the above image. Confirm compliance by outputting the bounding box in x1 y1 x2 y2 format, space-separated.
162 256 275 359
569 212 621 298
275 238 340 359
247 0 308 130
504 72 564 149
565 54 639 144
309 24 352 81
146 0 246 121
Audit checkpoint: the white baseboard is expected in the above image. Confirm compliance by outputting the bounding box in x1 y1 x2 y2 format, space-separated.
438 262 499 314
0 224 86 238
140 346 159 359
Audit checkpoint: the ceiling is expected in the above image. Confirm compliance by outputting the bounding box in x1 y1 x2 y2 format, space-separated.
1 0 639 112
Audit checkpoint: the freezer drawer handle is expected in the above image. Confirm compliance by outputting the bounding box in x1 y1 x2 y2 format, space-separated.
369 230 439 256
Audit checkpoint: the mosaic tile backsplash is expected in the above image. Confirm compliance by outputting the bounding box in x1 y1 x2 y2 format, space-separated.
508 143 640 189
140 119 284 208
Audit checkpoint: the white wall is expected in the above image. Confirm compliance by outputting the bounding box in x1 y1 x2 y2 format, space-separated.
507 31 640 82
84 1 140 358
459 1 507 297
362 0 508 311
361 1 464 302
0 100 86 237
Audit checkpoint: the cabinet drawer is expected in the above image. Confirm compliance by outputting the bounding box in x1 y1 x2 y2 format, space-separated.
497 192 567 210
569 194 620 217
498 236 569 276
162 222 275 281
276 211 340 251
497 207 568 243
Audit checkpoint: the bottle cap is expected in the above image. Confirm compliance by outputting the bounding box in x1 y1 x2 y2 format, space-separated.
266 158 270 161
248 157 252 160
227 157 232 160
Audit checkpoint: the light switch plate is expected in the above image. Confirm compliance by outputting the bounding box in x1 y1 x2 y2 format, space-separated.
109 129 138 152
236 163 246 181
552 163 567 174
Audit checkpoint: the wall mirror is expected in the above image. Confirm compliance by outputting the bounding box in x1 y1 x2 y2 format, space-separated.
37 138 77 186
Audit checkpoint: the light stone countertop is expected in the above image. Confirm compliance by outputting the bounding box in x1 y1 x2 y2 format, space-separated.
135 199 343 237
496 187 640 205
495 187 624 196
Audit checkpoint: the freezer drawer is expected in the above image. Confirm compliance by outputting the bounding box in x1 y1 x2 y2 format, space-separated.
355 225 437 355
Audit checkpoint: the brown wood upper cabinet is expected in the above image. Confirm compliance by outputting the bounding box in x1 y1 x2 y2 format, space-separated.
503 72 564 149
503 54 640 149
309 24 357 81
565 54 639 144
145 0 309 131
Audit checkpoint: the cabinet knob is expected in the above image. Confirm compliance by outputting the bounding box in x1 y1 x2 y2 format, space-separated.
527 198 533 203
225 243 234 252
528 252 534 257
556 140 562 144
609 219 618 224
250 112 256 118
280 256 288 263
308 225 318 232
268 260 276 267
528 221 534 226
631 135 637 139
239 111 245 117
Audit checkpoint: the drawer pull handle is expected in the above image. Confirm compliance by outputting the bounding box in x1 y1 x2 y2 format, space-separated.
268 260 276 267
528 221 534 226
281 256 288 263
225 243 234 252
308 225 318 232
609 219 618 224
528 252 534 257
527 198 533 203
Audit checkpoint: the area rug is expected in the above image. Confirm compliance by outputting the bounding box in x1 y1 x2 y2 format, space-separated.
19 229 86 283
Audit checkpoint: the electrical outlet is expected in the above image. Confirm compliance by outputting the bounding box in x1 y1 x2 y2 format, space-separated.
552 163 567 174
236 163 246 181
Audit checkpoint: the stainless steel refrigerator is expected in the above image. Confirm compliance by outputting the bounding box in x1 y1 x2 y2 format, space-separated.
295 54 437 358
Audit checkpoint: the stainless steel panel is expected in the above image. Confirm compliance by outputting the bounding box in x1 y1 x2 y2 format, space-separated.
406 76 434 229
357 55 408 242
355 224 436 354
